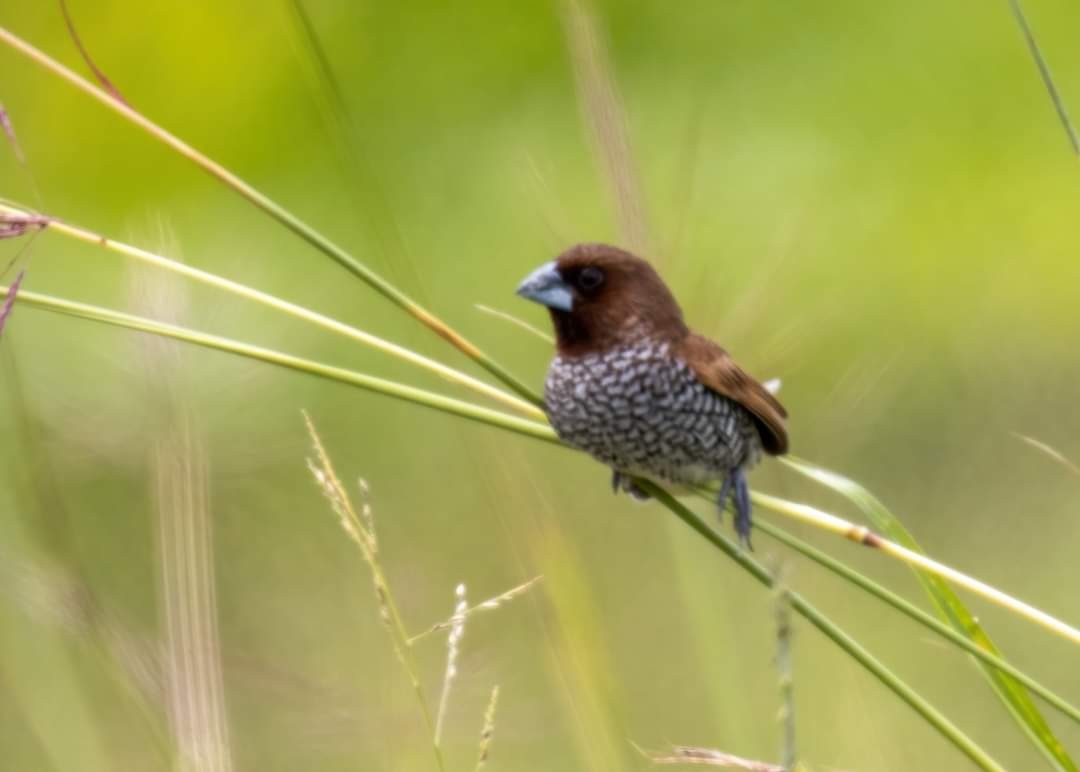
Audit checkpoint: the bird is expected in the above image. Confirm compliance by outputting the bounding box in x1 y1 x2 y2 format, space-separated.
516 243 788 548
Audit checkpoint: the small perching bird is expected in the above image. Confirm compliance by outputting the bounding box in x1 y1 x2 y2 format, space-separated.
516 243 788 547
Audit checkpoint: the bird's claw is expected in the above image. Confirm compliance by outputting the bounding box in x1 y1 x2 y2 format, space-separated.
611 471 651 501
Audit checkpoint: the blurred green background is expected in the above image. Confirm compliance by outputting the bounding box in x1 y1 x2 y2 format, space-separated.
2 1 1080 770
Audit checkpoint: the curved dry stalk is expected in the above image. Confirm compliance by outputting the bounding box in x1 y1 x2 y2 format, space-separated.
474 304 553 344
1013 433 1080 477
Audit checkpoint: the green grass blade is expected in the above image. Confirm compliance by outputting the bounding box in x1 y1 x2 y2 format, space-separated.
782 455 1077 772
639 481 1006 772
752 517 1080 726
0 285 557 446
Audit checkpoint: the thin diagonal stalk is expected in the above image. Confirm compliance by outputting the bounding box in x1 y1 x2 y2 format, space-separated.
772 573 796 771
1008 0 1080 156
753 518 1080 726
58 0 127 105
0 24 542 407
0 285 556 445
638 481 1005 772
0 202 543 420
1013 433 1080 477
474 304 553 344
750 489 1080 647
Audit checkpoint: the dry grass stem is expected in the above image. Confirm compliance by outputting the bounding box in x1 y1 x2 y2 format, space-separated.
356 477 378 550
560 0 650 253
1013 433 1080 476
0 211 48 240
474 304 554 344
303 412 446 771
434 583 469 746
409 575 544 643
474 685 500 771
137 257 234 772
772 569 796 772
638 744 784 771
753 486 1080 646
155 418 233 772
304 414 390 629
0 103 25 163
0 269 25 336
58 0 128 105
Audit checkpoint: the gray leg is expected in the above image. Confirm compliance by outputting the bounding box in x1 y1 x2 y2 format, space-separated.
716 473 734 524
732 466 753 550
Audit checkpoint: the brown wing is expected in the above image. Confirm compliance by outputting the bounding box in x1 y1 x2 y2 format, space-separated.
677 333 788 455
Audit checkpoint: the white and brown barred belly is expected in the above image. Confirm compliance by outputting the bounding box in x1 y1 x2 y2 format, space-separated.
544 341 762 485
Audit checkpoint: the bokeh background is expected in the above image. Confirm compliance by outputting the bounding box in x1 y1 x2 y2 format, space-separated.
2 1 1080 770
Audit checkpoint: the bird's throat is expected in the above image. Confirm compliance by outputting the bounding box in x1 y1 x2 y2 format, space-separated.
550 309 590 355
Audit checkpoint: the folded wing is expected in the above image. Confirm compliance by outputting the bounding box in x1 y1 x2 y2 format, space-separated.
677 333 789 455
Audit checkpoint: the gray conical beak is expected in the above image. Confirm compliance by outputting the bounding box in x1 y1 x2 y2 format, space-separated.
516 261 573 312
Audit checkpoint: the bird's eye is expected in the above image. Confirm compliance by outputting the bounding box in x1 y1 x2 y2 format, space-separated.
577 266 605 292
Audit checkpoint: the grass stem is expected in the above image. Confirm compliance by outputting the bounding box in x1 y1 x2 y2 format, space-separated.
304 416 447 772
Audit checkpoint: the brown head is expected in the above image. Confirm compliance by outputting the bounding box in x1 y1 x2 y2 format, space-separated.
516 243 688 357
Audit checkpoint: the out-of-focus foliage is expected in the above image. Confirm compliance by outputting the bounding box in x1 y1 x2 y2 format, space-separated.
1 1 1079 770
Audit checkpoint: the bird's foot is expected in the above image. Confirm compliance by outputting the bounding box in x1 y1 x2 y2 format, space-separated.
717 467 753 550
612 471 651 501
